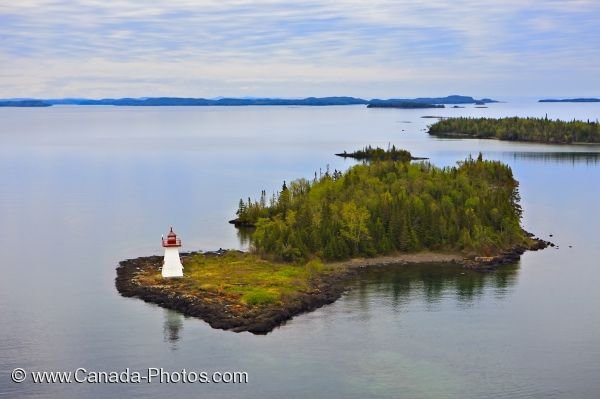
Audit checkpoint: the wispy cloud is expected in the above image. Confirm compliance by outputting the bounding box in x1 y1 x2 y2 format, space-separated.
1 0 598 97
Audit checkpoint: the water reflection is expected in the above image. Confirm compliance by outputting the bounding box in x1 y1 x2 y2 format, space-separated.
236 227 255 248
163 309 183 349
353 262 519 310
502 151 600 164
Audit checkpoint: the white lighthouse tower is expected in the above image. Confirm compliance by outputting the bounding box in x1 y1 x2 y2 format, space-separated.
162 227 183 278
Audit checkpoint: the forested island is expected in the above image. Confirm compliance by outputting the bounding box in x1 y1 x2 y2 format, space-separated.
335 146 428 161
117 148 548 334
428 116 600 144
235 150 541 261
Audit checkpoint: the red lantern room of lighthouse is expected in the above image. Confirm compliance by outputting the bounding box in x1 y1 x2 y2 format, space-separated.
161 227 183 277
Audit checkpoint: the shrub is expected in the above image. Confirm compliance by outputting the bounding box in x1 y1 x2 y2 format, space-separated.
242 289 279 306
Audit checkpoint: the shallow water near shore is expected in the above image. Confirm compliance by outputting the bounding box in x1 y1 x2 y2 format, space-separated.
1 101 600 398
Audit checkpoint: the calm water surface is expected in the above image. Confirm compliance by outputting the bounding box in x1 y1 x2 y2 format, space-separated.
1 101 599 398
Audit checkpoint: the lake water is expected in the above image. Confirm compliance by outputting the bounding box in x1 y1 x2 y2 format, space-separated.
1 101 599 398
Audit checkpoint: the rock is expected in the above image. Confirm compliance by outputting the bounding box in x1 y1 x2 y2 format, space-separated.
228 219 256 228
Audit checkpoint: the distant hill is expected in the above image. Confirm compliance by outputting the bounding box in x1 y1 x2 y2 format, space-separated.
0 100 51 107
369 95 496 106
44 96 369 106
539 98 600 103
367 102 444 109
0 95 497 107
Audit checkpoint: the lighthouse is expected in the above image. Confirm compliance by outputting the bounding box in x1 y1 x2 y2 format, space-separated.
162 227 183 278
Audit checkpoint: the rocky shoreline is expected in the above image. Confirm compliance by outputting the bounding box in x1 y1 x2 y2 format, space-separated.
115 239 549 335
116 251 355 334
464 236 551 270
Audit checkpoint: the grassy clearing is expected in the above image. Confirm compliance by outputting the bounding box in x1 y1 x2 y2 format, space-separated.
140 251 334 307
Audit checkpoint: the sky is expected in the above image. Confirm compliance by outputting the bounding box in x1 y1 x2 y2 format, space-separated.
1 0 599 99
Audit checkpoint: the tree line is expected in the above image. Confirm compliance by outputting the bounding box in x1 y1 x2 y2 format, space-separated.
428 116 600 144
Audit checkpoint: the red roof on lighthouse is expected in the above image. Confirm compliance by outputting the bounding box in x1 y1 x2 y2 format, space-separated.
162 227 182 247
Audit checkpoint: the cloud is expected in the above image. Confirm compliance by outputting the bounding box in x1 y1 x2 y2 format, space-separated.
1 0 599 97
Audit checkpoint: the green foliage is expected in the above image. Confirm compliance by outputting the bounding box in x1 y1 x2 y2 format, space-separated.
305 258 325 276
428 116 600 144
236 150 528 261
158 251 338 308
337 145 414 161
242 289 279 305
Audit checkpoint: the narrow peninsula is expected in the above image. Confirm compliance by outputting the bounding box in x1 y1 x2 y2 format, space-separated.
117 149 548 334
428 116 600 144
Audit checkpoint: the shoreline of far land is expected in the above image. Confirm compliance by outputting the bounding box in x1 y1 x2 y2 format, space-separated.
427 131 600 146
427 116 600 145
115 238 549 335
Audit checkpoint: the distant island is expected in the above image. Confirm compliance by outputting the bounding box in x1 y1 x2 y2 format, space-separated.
428 116 600 144
335 145 428 161
0 100 51 107
48 96 369 106
0 95 496 107
539 98 600 103
368 95 496 107
117 148 548 333
367 102 444 109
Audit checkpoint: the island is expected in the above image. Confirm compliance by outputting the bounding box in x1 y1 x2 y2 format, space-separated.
428 116 600 144
539 98 600 103
335 145 428 161
368 95 496 107
367 102 444 109
50 96 370 106
0 100 51 107
116 149 548 334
